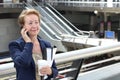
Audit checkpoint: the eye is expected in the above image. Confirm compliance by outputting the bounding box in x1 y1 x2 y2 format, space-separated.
29 22 32 25
35 21 39 24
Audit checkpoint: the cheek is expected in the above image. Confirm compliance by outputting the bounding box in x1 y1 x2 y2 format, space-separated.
37 25 40 30
38 26 40 30
24 25 31 31
27 27 31 31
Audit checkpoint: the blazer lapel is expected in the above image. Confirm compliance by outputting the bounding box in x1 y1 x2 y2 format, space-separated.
38 38 47 60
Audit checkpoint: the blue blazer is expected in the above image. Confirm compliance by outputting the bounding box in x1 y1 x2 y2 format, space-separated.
9 37 58 80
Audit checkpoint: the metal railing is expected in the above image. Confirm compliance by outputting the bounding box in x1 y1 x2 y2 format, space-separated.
0 41 120 79
1 1 120 8
55 42 120 64
1 41 120 70
0 3 23 8
47 0 120 8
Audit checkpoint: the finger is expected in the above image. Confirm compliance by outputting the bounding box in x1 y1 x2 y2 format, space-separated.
21 28 28 35
21 28 25 34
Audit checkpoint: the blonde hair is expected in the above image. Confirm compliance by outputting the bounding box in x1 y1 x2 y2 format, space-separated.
18 9 41 27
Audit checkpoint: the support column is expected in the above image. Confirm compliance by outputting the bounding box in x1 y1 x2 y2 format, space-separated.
103 12 108 30
104 12 107 22
90 16 97 31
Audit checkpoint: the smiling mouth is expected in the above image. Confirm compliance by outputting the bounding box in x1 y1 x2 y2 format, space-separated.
31 29 38 31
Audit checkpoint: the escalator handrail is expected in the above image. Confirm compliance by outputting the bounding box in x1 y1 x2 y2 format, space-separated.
41 20 62 40
46 3 86 35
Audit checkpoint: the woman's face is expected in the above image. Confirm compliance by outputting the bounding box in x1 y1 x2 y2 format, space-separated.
23 14 40 37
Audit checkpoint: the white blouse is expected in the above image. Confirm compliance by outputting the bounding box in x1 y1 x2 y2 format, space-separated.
32 53 43 80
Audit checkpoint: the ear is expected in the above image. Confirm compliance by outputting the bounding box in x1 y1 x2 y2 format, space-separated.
20 24 24 29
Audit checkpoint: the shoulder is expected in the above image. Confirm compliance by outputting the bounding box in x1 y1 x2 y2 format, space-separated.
9 37 25 47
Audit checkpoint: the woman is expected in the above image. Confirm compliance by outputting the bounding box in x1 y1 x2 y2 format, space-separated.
8 9 58 80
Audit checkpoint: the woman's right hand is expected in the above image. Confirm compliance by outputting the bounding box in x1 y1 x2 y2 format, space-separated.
21 28 32 42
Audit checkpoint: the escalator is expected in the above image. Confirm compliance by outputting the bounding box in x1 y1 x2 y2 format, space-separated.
34 2 89 37
44 3 87 36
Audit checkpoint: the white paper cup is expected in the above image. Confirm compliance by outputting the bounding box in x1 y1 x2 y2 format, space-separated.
37 60 48 76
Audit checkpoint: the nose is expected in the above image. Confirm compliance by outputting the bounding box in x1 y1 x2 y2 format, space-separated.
32 22 37 28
